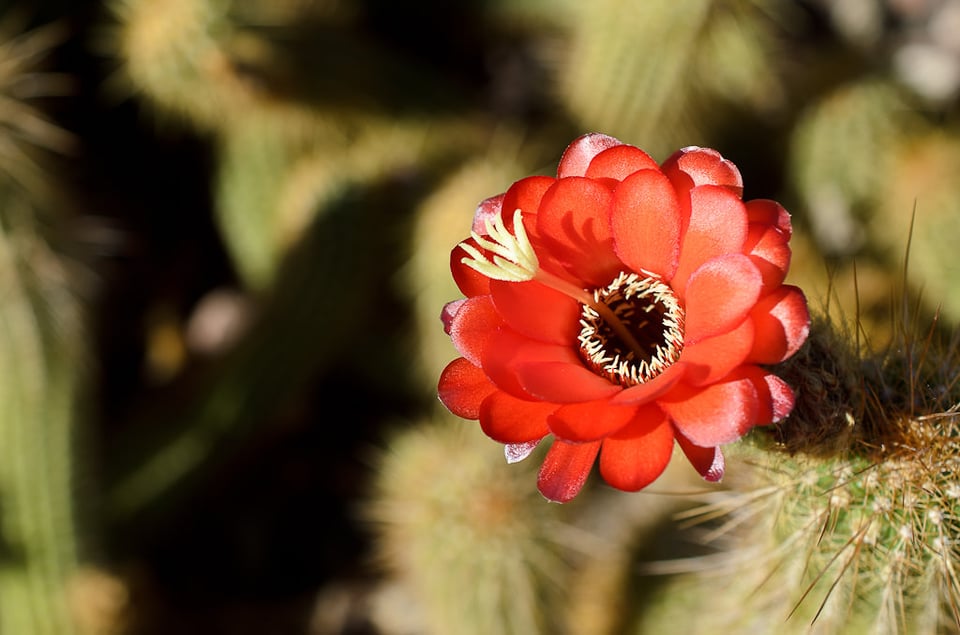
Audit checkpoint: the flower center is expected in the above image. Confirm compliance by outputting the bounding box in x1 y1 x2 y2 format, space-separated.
578 271 684 387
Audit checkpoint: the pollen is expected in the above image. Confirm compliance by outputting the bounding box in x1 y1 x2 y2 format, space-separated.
577 271 685 387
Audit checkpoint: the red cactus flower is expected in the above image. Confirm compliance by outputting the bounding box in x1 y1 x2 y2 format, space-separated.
438 133 810 503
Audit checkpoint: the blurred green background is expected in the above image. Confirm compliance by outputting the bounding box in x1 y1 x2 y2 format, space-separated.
2 0 960 633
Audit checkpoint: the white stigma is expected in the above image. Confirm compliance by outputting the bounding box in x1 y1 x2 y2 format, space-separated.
458 209 539 282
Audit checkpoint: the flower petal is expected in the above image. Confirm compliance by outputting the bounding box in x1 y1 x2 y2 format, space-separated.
536 177 621 286
662 146 743 197
516 361 621 403
745 222 791 293
482 328 580 399
506 440 541 464
490 279 580 345
598 404 675 491
679 317 754 386
438 357 497 419
479 390 554 443
441 299 465 335
538 439 601 502
501 176 556 220
611 361 688 404
683 254 762 344
746 199 792 237
675 432 724 482
610 169 682 280
659 374 759 447
548 399 639 442
557 133 624 178
672 185 749 296
585 144 660 180
748 285 810 364
447 295 502 366
740 364 796 424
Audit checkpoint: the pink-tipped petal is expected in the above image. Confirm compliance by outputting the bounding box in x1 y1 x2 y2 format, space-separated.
611 169 682 280
662 146 743 197
748 286 811 364
557 133 624 178
506 440 541 464
472 194 504 235
585 145 660 180
479 390 554 443
683 254 762 344
441 298 466 335
659 375 759 447
740 365 796 424
675 432 724 482
745 223 791 292
679 318 755 386
438 358 497 419
491 279 580 345
598 405 675 491
447 295 502 366
548 399 639 442
672 185 749 296
516 361 621 403
745 199 792 237
538 439 601 502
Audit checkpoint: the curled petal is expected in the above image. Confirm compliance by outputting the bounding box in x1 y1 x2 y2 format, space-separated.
662 146 743 197
548 399 638 442
516 361 621 403
585 144 660 180
438 358 497 419
598 405 674 492
441 298 465 335
659 375 759 447
557 133 624 178
479 390 554 443
491 279 580 345
611 169 682 280
748 286 811 364
451 241 492 297
538 439 601 503
537 177 621 286
447 295 502 366
672 185 750 295
740 365 796 424
679 318 754 386
745 223 791 293
683 254 762 344
675 432 724 482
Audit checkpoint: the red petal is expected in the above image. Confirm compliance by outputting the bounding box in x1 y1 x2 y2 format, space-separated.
516 360 621 403
672 185 749 296
683 254 762 344
441 299 465 335
598 405 675 491
438 358 497 419
745 223 791 293
610 169 682 280
479 390 554 443
472 194 504 235
659 375 759 447
548 399 638 442
748 286 810 364
451 241 491 297
502 175 556 220
482 328 579 399
447 295 502 366
736 365 796 424
662 146 743 197
537 439 601 502
557 133 624 178
490 279 580 345
536 177 622 287
745 199 792 237
679 317 754 386
611 361 688 404
585 145 660 180
675 432 724 482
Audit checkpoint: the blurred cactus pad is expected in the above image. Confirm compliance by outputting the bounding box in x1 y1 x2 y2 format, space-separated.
0 0 958 633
